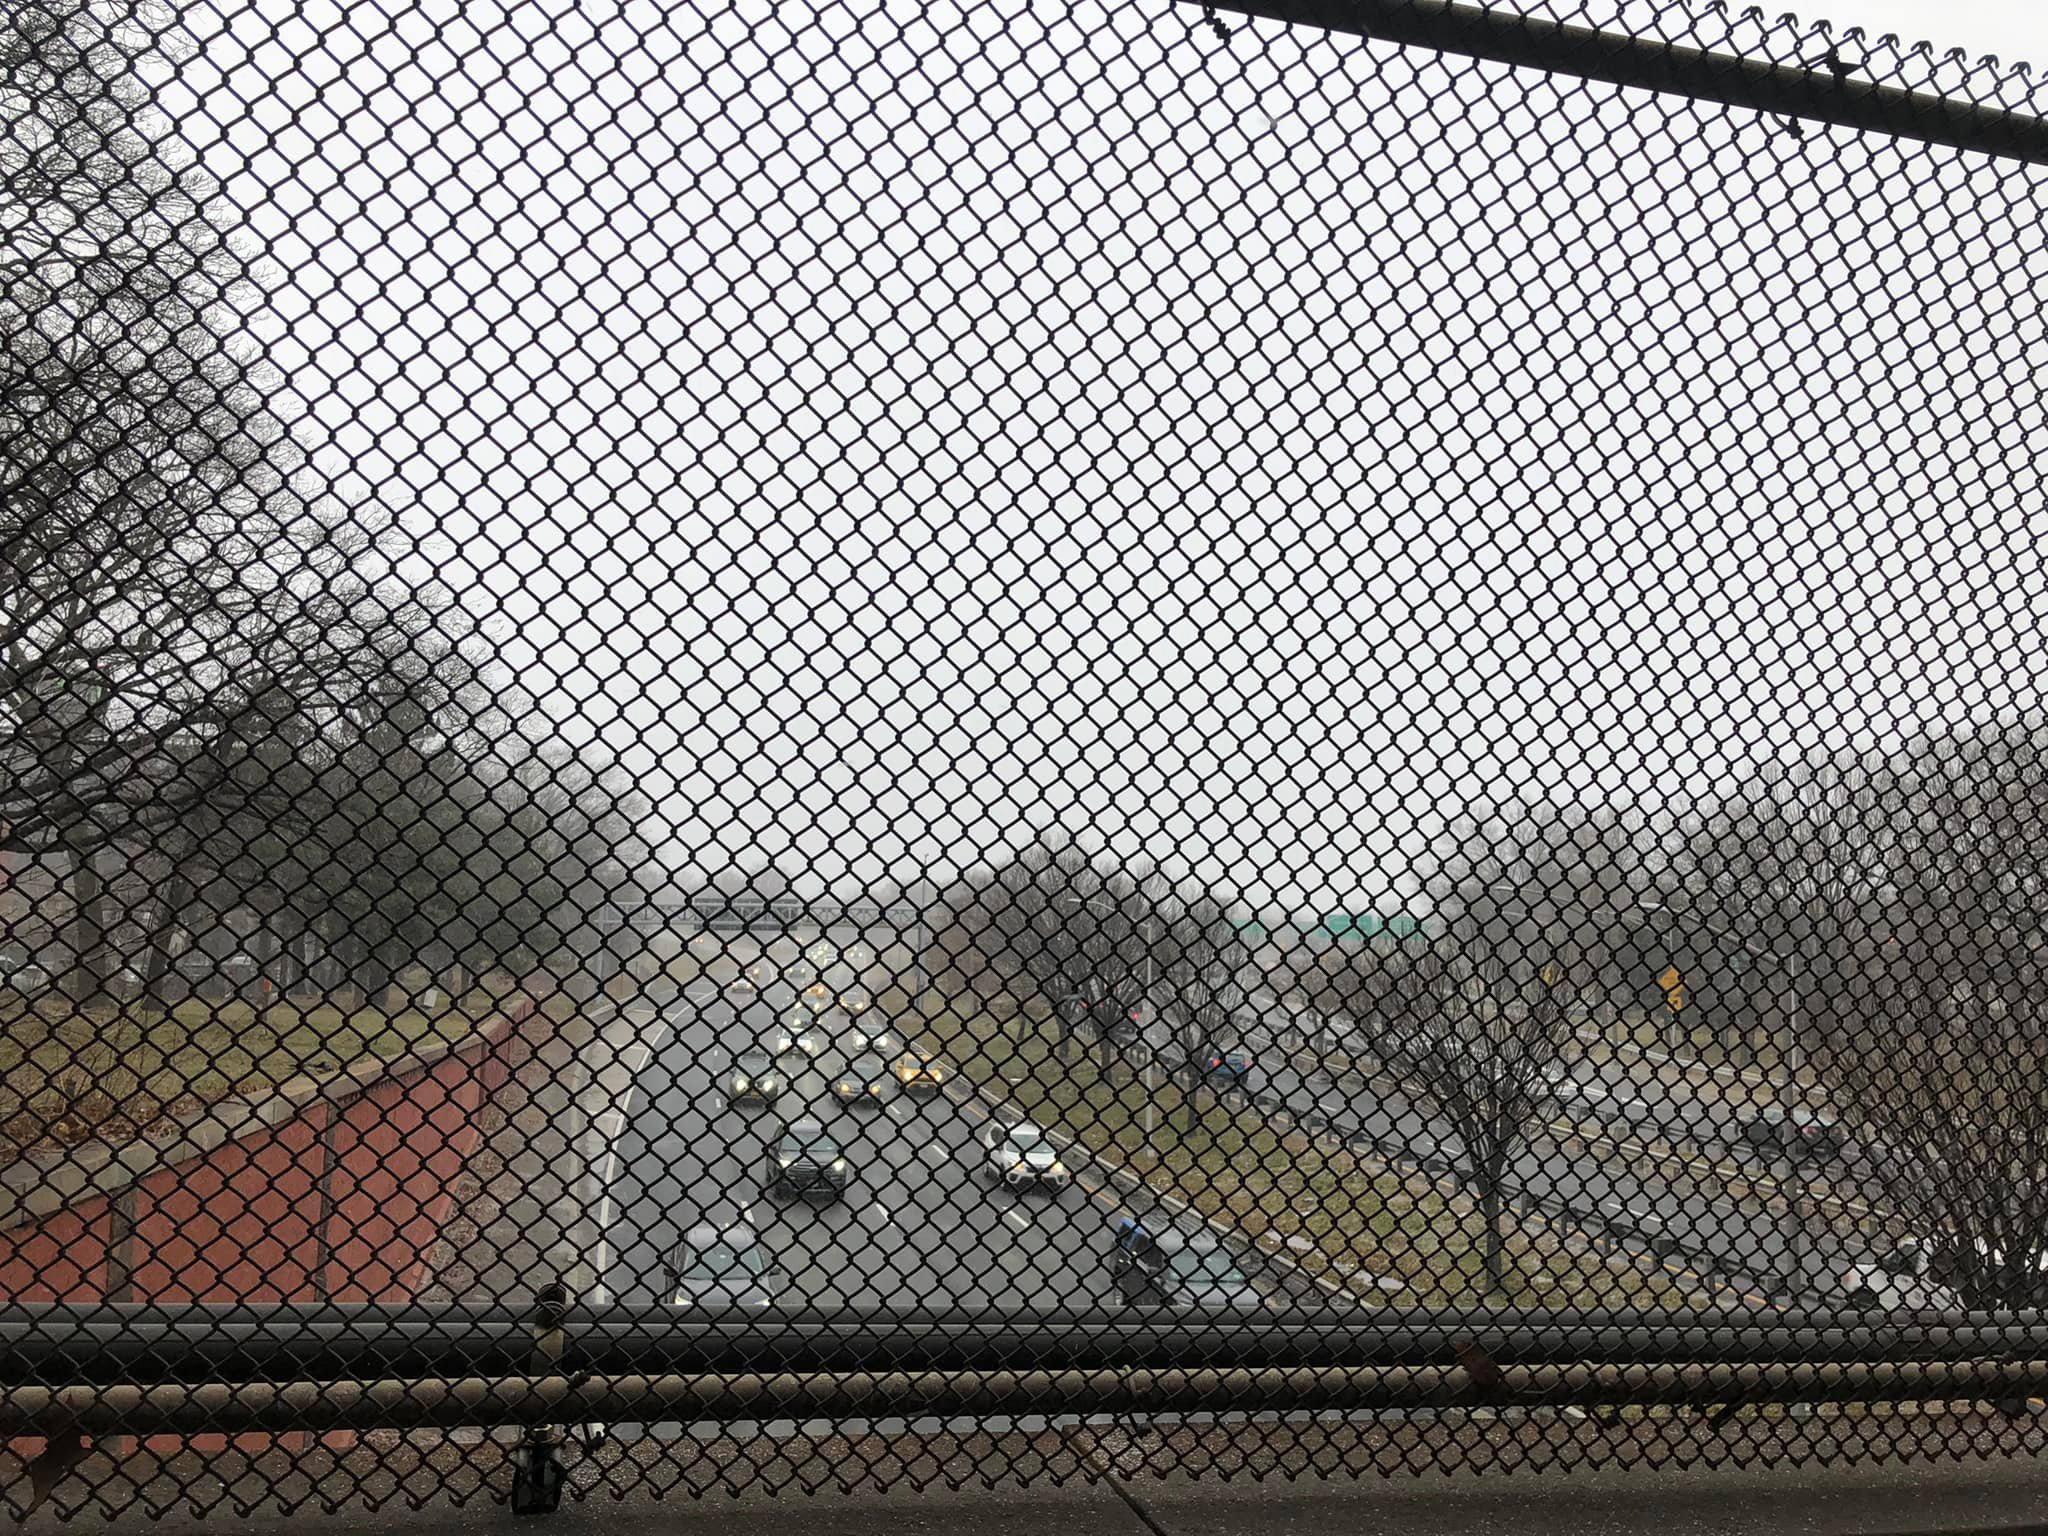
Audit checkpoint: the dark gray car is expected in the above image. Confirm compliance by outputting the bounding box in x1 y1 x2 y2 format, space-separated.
1739 1103 1846 1160
724 1047 786 1105
665 1222 783 1311
831 1053 891 1108
764 1116 853 1199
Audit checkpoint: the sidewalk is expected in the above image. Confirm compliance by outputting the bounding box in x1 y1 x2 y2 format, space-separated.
78 1439 2048 1536
421 997 663 1309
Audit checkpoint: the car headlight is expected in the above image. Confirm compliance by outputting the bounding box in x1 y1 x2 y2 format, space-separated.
831 1158 848 1172
778 1156 796 1169
1012 1162 1030 1174
1049 1162 1067 1176
732 1076 750 1090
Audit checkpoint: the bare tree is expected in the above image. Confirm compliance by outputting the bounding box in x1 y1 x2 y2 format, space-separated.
1372 949 1580 1295
1426 797 1668 1006
932 837 1260 1077
1148 886 1253 1080
1 0 378 999
1715 718 2048 1306
1816 978 2048 1309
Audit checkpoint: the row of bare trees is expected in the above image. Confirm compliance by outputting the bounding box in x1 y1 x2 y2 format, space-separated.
1366 721 2048 1308
933 833 1253 1070
945 720 2048 1304
2 0 658 1004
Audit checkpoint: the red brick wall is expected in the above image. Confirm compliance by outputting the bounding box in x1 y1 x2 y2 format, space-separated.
326 1051 496 1301
0 1204 107 1302
128 1111 328 1303
0 1007 527 1461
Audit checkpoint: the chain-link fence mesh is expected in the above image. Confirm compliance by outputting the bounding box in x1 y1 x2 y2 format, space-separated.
7 0 2048 1517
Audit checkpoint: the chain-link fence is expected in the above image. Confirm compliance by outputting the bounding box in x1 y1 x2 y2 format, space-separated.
7 0 2048 1518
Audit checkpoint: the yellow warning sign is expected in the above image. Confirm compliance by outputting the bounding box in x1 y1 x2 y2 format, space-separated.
1659 966 1686 1014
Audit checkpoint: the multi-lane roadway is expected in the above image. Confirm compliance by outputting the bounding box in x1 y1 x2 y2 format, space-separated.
602 968 1901 1332
593 982 1316 1321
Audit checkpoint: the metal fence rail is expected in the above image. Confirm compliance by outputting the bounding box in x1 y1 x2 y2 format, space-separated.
7 0 2048 1518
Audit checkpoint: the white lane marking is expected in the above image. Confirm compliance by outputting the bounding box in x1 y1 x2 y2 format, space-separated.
921 1143 949 1166
590 1016 664 1291
870 1202 894 1225
593 1146 622 1281
1003 1208 1031 1233
888 1101 912 1124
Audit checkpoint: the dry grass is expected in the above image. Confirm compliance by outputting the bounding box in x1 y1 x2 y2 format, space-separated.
916 1011 1706 1310
0 991 507 1154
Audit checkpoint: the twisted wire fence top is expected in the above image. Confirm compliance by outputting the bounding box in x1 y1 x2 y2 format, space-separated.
6 0 2048 1517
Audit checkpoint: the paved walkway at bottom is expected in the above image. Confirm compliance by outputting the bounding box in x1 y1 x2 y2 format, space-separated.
59 1446 2048 1536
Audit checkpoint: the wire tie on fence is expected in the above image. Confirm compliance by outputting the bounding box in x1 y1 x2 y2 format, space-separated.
1199 0 1232 43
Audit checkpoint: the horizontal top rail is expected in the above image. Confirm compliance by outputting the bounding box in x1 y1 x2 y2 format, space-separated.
1198 0 2048 167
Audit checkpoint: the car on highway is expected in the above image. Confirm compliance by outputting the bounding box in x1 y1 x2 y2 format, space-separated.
727 977 760 1003
894 1050 948 1094
1843 1234 2048 1309
839 986 874 1016
1108 1218 1264 1311
757 1021 798 1057
977 1119 1069 1188
794 1015 832 1058
1738 1103 1847 1160
763 1116 852 1200
825 1010 870 1051
666 1222 783 1310
724 1048 787 1106
831 1053 891 1108
1193 1048 1254 1088
800 982 835 1014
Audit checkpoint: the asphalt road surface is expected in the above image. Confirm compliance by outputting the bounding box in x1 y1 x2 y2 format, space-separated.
612 976 1891 1319
589 982 1328 1439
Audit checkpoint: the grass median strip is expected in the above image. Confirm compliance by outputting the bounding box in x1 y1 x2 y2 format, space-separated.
916 1011 1706 1310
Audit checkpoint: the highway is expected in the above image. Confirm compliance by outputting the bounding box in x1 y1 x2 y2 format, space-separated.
587 981 1330 1439
1231 1046 1897 1306
601 967 1900 1331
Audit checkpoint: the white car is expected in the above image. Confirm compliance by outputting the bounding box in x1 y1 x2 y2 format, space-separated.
977 1120 1070 1189
1842 1235 2048 1310
1840 1240 1964 1311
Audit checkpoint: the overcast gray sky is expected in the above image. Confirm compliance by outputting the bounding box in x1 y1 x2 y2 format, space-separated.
1823 0 2048 62
153 0 2048 917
